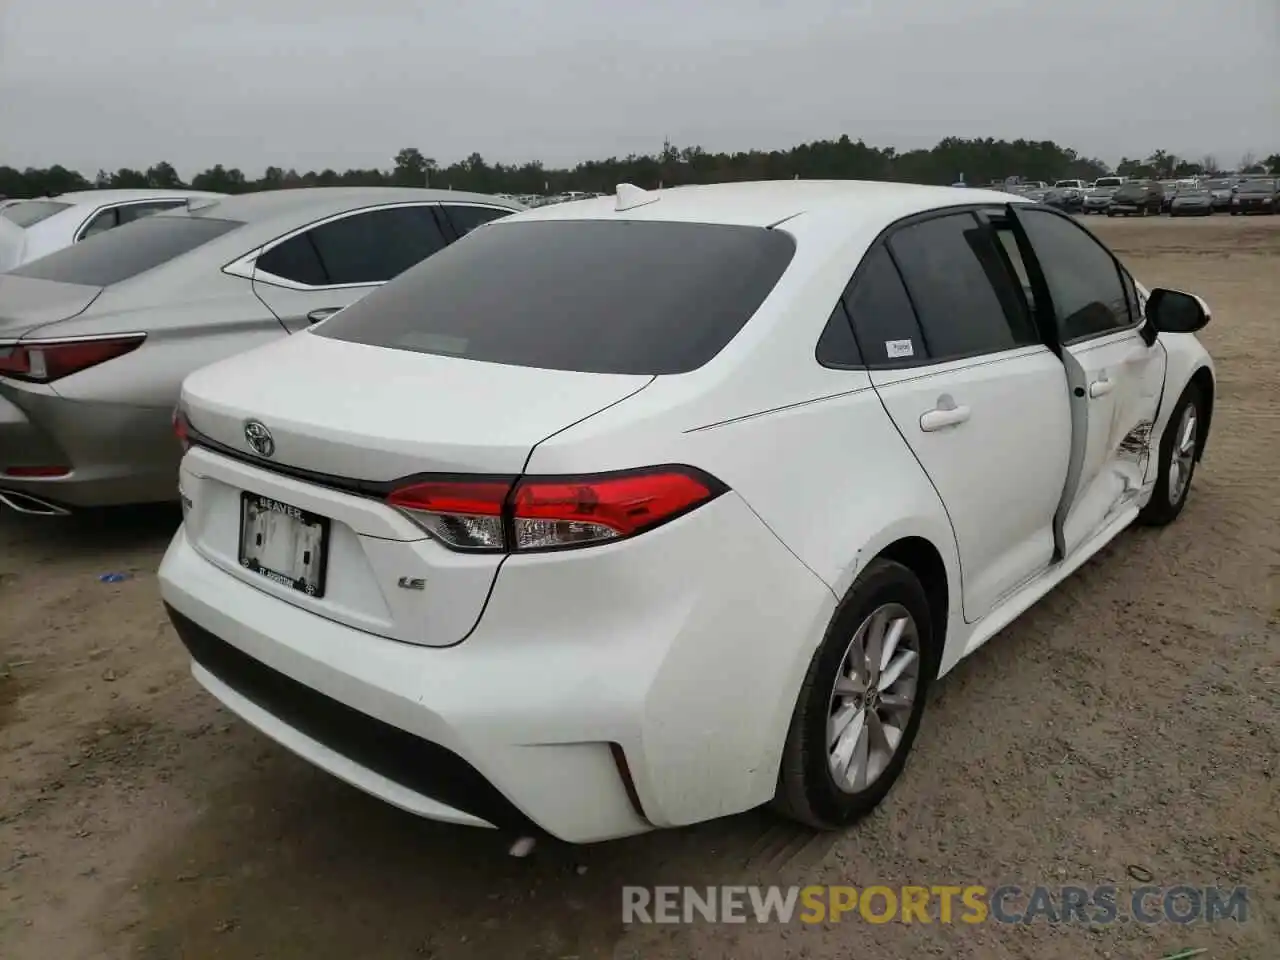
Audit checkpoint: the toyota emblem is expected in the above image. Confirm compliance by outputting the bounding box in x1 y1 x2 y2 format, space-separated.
244 420 275 458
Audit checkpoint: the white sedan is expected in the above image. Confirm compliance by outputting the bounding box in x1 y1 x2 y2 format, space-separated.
159 180 1215 845
0 189 224 270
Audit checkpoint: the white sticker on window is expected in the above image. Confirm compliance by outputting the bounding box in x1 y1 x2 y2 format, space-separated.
885 339 915 359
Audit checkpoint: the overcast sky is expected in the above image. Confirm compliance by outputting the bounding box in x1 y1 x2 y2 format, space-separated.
2 0 1277 177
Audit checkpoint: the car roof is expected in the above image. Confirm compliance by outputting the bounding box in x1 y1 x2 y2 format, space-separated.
179 187 521 225
50 189 226 206
502 180 1026 229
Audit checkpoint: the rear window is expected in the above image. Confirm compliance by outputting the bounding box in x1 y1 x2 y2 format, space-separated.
8 215 242 287
314 220 797 375
1 200 71 228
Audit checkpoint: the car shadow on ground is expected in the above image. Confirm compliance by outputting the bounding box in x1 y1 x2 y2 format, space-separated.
128 746 835 960
0 503 182 566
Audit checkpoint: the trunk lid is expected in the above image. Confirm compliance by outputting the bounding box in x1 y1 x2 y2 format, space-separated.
178 331 653 647
0 274 103 339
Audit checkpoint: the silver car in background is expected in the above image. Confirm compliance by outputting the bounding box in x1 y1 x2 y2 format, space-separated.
0 187 522 513
0 190 226 271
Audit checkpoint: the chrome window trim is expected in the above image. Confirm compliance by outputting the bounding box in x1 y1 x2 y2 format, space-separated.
222 200 521 291
72 198 189 243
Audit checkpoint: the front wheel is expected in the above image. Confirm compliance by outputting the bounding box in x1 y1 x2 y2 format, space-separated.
1138 381 1205 526
773 559 937 829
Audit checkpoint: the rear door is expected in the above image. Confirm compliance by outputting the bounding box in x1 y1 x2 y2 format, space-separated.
848 211 1072 622
1007 206 1165 557
250 203 451 332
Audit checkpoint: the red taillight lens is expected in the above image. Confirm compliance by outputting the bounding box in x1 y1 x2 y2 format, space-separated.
0 335 145 384
386 467 725 553
172 407 191 451
511 468 721 550
388 479 512 551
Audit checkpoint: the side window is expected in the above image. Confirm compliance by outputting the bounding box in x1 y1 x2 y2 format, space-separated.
255 233 329 286
843 245 926 365
440 204 511 238
118 200 185 224
307 206 448 285
888 213 1040 360
1119 267 1142 322
815 300 863 367
1015 209 1132 342
79 208 120 239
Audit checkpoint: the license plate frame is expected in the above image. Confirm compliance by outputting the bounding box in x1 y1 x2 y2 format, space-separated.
237 492 331 598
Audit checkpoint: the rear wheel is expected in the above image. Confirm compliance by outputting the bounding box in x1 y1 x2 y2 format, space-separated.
773 559 937 829
1138 381 1204 526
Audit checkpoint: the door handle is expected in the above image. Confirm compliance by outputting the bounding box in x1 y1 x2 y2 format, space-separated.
306 307 342 325
1088 377 1114 399
919 399 971 432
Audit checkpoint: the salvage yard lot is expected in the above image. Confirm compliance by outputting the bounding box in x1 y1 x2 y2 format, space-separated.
1 216 1277 960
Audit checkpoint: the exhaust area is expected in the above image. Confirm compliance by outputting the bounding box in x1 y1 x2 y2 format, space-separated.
0 490 71 516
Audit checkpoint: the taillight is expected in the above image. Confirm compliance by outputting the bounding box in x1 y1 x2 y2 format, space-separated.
387 466 726 553
172 406 191 451
388 479 511 551
0 335 145 384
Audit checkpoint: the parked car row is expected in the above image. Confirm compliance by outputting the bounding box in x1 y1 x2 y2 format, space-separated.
1030 175 1278 218
1 179 1220 849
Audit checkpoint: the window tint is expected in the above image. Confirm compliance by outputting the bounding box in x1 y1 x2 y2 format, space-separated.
308 206 447 285
315 220 796 375
888 213 1039 360
815 300 863 367
118 200 185 224
441 204 512 237
1016 209 1132 342
2 200 71 227
8 216 242 287
843 245 925 365
79 208 120 239
256 233 329 286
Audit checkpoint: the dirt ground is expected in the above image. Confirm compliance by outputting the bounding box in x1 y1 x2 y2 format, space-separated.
1 216 1277 960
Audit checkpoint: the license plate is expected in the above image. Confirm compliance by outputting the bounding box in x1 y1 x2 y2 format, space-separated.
238 493 330 598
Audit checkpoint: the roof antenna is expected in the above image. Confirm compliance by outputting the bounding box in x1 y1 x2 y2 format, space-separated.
615 183 661 213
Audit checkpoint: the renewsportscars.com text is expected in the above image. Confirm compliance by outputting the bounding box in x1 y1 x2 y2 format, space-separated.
622 884 1249 925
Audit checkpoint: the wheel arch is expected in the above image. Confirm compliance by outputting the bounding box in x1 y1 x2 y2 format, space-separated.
876 536 950 669
1188 365 1214 461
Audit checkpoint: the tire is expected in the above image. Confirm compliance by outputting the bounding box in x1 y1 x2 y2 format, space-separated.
773 559 938 829
1138 381 1205 526
1106 210 1115 218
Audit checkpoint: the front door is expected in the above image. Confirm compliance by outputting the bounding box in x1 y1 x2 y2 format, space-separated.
1008 206 1165 556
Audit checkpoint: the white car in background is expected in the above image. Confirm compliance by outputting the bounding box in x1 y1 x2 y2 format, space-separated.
0 189 225 271
160 181 1216 845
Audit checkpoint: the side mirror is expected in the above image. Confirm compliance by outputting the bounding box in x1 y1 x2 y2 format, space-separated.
1145 288 1210 334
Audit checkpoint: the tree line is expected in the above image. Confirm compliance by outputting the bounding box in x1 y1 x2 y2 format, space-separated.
2 138 1277 200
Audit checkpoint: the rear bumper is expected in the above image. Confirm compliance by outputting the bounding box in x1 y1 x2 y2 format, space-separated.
0 385 179 508
159 493 835 843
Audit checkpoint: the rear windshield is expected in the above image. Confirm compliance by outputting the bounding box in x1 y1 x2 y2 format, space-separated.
1239 179 1276 192
1094 178 1123 187
314 220 797 375
1 200 71 227
8 215 242 287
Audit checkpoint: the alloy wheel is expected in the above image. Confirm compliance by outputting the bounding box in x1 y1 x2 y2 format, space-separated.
826 603 920 793
1168 403 1198 506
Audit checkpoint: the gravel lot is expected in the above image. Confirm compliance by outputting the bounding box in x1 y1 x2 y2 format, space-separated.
1 216 1277 960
